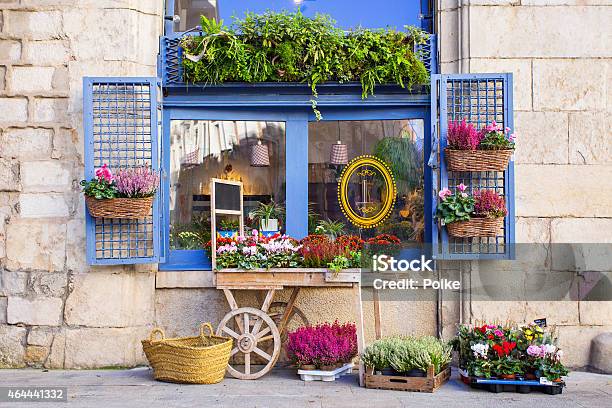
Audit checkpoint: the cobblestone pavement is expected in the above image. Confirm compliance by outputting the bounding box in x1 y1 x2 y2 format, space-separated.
0 367 611 408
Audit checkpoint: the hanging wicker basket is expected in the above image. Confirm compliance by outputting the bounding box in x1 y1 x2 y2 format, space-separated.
446 217 504 238
445 148 513 172
85 196 153 219
141 323 232 384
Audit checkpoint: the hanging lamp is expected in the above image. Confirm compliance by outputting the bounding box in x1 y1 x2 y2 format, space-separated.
250 140 270 167
330 121 348 165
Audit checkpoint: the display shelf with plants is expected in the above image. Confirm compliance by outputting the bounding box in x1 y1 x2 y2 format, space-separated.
81 164 159 219
436 184 507 238
361 335 452 393
179 11 430 118
445 120 516 172
453 323 569 394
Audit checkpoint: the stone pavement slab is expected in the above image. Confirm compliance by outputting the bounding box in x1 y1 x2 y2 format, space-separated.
0 367 610 408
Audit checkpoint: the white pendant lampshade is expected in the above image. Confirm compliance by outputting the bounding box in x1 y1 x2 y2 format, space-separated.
250 140 270 167
330 140 348 165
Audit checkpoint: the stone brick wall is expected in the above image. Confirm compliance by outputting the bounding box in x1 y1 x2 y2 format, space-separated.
0 1 163 368
0 1 610 370
438 0 612 369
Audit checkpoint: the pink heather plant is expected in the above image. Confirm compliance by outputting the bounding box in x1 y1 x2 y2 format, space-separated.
114 166 159 198
286 321 357 368
473 189 507 218
447 119 483 150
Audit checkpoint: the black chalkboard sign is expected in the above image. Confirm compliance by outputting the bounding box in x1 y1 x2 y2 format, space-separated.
215 182 241 212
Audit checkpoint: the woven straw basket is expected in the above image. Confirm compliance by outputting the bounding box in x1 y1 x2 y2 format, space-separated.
445 148 513 172
85 196 153 219
446 217 504 238
141 323 232 384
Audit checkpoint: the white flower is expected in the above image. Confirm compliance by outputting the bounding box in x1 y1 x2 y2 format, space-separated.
542 344 557 355
471 343 489 358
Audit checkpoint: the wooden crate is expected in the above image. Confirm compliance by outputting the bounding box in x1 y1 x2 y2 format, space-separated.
365 365 451 393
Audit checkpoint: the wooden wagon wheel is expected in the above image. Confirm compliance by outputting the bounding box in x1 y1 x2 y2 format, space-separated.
216 307 281 380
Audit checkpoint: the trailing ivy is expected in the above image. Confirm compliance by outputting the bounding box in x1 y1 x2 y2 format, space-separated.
181 11 430 111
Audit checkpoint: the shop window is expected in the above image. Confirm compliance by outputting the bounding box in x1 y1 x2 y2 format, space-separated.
308 120 425 245
169 120 286 252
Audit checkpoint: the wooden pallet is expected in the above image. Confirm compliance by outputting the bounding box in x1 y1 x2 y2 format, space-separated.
365 365 450 393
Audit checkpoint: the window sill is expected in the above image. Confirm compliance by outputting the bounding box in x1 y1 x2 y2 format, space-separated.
156 270 214 288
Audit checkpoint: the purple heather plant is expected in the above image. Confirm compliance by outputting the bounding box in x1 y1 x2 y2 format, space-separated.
286 321 357 368
114 166 159 198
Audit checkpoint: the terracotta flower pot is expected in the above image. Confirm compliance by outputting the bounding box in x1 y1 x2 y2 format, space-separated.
499 373 515 380
525 373 537 380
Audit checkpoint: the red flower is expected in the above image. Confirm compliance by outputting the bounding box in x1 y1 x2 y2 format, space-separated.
493 341 516 358
488 334 494 340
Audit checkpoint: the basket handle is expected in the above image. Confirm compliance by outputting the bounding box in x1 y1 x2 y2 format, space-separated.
149 327 165 342
199 323 215 337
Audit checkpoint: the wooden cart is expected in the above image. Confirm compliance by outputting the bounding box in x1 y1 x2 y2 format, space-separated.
214 268 365 382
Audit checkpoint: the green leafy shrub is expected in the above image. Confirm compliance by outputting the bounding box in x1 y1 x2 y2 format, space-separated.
181 11 429 115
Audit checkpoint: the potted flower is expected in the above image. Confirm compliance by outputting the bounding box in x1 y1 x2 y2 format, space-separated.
217 218 239 238
251 200 285 237
81 164 159 219
526 344 568 382
445 119 516 172
436 184 507 238
286 321 357 375
491 340 520 379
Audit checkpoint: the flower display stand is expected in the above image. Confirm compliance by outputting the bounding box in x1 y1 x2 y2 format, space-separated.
214 268 365 383
459 371 565 395
298 363 354 382
364 365 450 393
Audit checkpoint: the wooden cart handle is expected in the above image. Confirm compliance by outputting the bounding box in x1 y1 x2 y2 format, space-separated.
149 327 165 342
200 322 214 337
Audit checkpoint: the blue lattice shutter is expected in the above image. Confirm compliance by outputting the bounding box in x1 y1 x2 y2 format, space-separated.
83 77 161 265
430 74 515 260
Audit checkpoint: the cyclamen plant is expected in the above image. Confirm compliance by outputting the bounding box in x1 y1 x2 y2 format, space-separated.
479 120 516 151
435 183 475 225
80 164 117 199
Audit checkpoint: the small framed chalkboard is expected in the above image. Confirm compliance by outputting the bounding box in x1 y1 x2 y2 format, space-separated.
210 178 244 269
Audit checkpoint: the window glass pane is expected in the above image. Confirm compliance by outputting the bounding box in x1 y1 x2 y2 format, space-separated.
174 0 218 32
219 1 421 29
308 120 424 244
169 120 286 250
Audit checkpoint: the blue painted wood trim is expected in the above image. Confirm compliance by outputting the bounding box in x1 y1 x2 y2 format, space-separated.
285 118 309 239
83 77 160 265
83 77 95 264
158 249 211 271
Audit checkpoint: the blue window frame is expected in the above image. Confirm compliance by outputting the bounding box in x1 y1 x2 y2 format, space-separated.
160 87 431 271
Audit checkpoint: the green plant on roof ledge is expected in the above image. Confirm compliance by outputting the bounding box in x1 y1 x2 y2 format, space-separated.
180 11 430 118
